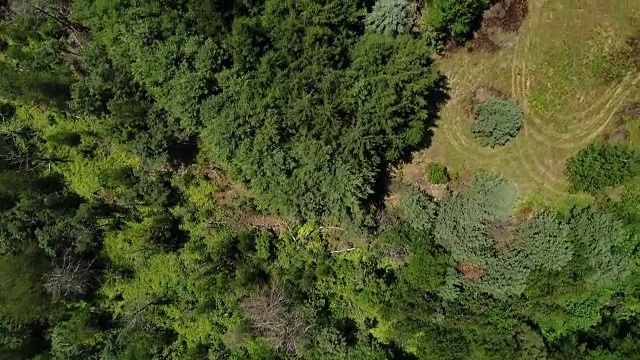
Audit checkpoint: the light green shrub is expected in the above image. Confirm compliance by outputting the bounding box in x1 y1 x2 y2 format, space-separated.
472 98 524 147
398 188 438 232
425 162 449 184
365 0 412 35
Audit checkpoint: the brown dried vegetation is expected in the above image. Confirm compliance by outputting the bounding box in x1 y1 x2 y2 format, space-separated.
458 259 484 282
601 102 640 144
470 0 528 53
487 218 517 252
463 85 507 117
240 285 312 355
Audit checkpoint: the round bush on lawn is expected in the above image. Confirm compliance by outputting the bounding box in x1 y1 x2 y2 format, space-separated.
472 98 524 147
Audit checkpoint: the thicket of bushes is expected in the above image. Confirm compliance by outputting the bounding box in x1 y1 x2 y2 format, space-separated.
1 1 639 359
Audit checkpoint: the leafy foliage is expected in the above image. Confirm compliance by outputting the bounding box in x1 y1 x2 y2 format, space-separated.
0 11 72 108
365 0 413 35
398 187 439 232
468 170 518 220
74 0 229 133
472 98 524 147
434 171 516 266
477 249 530 298
0 1 639 359
565 143 639 193
514 212 572 271
567 207 628 286
203 7 445 221
425 161 449 184
424 0 491 42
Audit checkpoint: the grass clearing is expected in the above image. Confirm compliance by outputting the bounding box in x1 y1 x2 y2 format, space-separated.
403 0 640 205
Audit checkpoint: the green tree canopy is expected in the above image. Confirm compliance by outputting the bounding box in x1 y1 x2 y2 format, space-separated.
424 0 491 43
202 2 445 221
565 143 639 193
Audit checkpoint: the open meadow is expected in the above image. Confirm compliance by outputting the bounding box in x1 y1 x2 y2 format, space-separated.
403 0 640 206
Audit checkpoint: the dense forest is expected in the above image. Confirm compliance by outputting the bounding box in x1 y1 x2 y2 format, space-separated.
0 0 639 359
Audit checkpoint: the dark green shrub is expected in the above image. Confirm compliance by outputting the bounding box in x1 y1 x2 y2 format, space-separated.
424 0 490 43
472 98 524 147
426 162 449 184
47 132 82 147
203 20 446 221
0 101 16 122
433 171 516 263
568 207 628 285
565 143 639 193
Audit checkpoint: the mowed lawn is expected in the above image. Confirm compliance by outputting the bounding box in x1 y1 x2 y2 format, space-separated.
403 0 640 206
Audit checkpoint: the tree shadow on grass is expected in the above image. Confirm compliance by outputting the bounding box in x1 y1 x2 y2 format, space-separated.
367 73 451 215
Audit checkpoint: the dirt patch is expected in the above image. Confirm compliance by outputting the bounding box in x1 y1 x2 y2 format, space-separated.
600 125 630 144
221 193 288 234
442 38 463 55
213 185 249 208
609 126 630 142
625 34 640 69
233 212 287 234
463 86 507 116
400 162 449 200
469 31 501 53
482 0 528 34
410 0 426 33
384 193 401 209
598 34 640 84
469 0 528 53
206 165 232 188
427 183 448 201
458 260 484 282
381 244 411 266
615 102 640 123
475 86 506 104
206 165 288 233
519 208 535 221
600 102 639 143
487 218 517 252
207 166 252 208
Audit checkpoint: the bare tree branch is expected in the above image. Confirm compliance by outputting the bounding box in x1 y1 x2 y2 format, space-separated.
240 284 312 354
331 247 356 254
43 253 95 299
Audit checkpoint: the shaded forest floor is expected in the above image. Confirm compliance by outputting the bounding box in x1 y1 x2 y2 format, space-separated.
401 0 640 208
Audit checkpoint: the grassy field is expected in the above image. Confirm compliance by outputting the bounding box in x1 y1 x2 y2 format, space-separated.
402 0 640 207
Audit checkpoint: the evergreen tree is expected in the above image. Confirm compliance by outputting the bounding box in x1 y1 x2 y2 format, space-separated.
365 0 412 35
